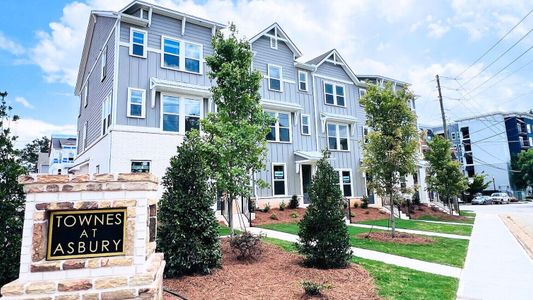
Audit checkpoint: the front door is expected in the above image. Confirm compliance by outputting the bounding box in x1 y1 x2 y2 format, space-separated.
302 164 312 204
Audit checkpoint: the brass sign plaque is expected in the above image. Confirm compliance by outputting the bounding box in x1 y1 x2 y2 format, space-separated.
47 209 126 260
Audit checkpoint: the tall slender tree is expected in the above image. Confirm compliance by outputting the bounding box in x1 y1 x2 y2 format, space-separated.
425 136 467 212
360 82 419 237
203 24 272 233
0 91 26 285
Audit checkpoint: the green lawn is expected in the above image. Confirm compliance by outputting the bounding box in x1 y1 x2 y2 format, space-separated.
259 223 469 267
218 225 231 236
416 215 475 224
459 210 476 218
262 237 458 300
357 219 472 236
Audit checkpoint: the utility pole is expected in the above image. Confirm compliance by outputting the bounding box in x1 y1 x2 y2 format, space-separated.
435 75 448 139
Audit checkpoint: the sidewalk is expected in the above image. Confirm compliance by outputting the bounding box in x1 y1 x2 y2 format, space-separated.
248 227 462 278
412 219 473 226
348 223 471 240
457 213 533 300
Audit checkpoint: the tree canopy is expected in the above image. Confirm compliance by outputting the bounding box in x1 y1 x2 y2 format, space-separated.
512 149 533 190
20 136 50 173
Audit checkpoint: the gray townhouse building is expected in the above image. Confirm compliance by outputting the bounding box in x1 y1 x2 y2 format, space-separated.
73 1 421 215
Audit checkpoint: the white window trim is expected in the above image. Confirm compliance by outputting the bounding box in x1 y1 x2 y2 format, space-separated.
127 87 146 118
267 64 283 92
101 93 112 136
129 28 147 58
160 35 204 75
337 169 353 197
298 70 308 92
327 122 350 151
270 36 278 49
159 93 204 134
266 110 292 143
83 85 88 108
100 46 107 81
272 163 287 197
324 81 346 107
301 114 311 136
131 160 151 173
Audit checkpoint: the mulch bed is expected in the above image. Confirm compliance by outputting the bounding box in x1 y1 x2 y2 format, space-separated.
252 208 307 225
357 232 435 245
405 205 472 222
349 207 389 223
163 240 380 300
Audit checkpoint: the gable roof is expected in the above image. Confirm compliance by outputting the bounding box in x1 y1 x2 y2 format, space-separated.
306 49 360 84
249 23 302 58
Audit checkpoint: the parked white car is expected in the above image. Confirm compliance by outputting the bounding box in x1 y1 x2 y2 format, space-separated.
490 192 510 204
472 196 492 205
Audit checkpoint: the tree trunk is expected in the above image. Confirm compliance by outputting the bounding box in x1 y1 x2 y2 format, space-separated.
390 189 396 238
228 193 234 236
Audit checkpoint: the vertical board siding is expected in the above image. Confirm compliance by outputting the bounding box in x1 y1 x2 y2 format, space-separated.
83 16 117 84
77 19 116 154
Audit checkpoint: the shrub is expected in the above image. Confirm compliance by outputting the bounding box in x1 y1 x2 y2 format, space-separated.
262 203 270 213
270 213 278 220
289 195 299 209
158 132 221 277
412 191 421 205
279 201 286 211
229 231 264 261
298 151 352 269
353 202 359 209
301 281 331 296
361 196 369 209
290 212 299 218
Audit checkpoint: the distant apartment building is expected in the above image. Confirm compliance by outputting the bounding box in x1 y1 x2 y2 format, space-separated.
424 112 533 193
72 1 427 214
48 134 77 175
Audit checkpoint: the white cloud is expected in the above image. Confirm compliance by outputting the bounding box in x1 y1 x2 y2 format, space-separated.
10 118 76 148
427 20 450 38
0 31 25 55
14 96 35 109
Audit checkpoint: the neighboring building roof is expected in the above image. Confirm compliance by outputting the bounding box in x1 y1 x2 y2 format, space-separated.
249 23 303 58
357 74 410 87
306 49 361 85
454 111 533 123
50 135 77 150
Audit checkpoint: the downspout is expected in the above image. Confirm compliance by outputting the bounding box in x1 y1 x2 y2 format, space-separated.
311 72 320 151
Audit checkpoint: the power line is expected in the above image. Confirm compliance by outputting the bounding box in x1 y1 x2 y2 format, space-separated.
456 8 533 78
463 29 532 85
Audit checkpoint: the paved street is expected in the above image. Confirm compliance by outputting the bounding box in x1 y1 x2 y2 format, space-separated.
457 203 533 300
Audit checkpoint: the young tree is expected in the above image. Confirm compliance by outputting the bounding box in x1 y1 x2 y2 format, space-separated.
298 151 351 269
157 131 221 277
425 136 467 212
203 24 272 233
360 83 419 237
0 92 26 286
513 149 533 190
20 136 50 173
466 173 490 200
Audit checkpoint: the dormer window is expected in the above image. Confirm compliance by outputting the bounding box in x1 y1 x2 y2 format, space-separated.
268 64 282 92
130 28 147 58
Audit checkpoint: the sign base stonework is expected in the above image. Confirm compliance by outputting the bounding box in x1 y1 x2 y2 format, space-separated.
1 173 165 300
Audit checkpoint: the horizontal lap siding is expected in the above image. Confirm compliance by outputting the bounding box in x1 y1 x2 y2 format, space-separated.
116 13 214 128
78 17 116 154
253 36 315 198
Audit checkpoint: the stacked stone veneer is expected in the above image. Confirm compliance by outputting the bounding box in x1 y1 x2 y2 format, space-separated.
1 173 165 300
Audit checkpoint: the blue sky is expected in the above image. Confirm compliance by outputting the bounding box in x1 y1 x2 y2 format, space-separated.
1 0 532 147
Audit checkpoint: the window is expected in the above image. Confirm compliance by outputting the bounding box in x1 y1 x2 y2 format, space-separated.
298 71 308 91
324 82 345 106
162 37 180 69
83 121 88 149
130 28 146 57
451 132 456 140
100 46 107 81
266 111 291 142
270 37 278 49
83 85 88 108
328 123 349 150
131 161 150 173
359 89 366 106
301 114 310 135
185 43 201 73
272 164 286 196
127 88 145 118
161 37 203 74
268 64 282 92
337 170 352 197
161 95 201 133
101 93 112 135
362 126 369 144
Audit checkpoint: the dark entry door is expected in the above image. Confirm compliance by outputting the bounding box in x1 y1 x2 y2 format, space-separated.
366 173 375 204
302 165 312 204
